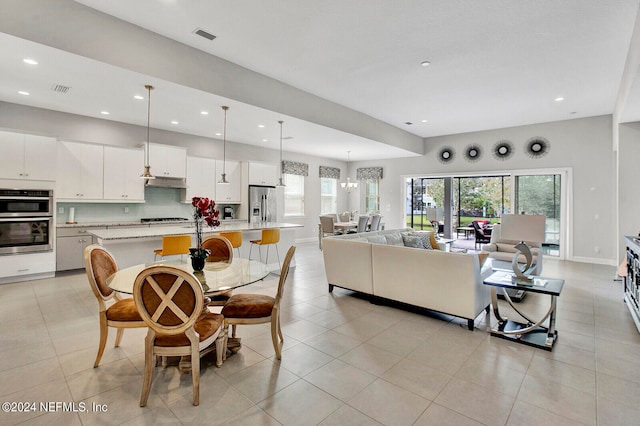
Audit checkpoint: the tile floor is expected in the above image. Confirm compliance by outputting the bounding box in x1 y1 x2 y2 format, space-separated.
1 242 640 425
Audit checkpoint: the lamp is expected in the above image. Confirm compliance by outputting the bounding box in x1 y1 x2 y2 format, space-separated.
218 106 230 184
499 214 546 284
340 150 358 192
140 84 155 179
276 120 286 187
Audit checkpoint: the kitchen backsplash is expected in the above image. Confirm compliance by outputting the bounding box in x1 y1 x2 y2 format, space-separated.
56 187 193 224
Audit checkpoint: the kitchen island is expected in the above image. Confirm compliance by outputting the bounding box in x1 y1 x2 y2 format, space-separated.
87 222 303 269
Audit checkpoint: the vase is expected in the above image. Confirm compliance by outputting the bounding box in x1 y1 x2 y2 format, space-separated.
189 248 208 272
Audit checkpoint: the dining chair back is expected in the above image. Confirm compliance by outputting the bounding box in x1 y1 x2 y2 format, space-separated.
221 245 296 360
339 213 350 222
248 228 281 270
84 244 145 368
369 214 382 231
153 234 192 260
133 265 225 406
202 235 234 264
356 215 369 232
219 231 243 258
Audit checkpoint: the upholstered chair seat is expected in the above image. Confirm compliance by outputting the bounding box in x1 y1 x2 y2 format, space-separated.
221 294 275 318
153 313 224 347
104 298 141 321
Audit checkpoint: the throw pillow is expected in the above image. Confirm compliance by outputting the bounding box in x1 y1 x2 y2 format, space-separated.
409 231 432 249
367 235 387 245
430 232 439 250
402 234 424 249
384 233 404 246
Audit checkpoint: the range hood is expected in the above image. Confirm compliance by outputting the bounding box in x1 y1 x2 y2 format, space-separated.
144 177 188 189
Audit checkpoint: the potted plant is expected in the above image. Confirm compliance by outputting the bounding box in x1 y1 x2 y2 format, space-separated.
190 196 221 271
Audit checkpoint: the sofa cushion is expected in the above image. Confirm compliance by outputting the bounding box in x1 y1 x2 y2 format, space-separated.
409 232 432 249
430 233 439 250
367 235 387 244
402 234 424 248
384 233 404 246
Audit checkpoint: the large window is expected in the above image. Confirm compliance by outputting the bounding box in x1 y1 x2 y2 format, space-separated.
284 173 304 216
320 177 337 215
365 180 380 213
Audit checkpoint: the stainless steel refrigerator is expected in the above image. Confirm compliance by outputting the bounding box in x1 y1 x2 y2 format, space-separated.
248 185 277 223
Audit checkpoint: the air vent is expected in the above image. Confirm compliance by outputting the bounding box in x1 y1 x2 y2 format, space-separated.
51 84 71 94
194 28 216 41
282 136 294 140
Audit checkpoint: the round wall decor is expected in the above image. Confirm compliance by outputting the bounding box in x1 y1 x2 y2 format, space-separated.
438 147 455 164
493 140 514 161
526 137 549 158
464 144 482 163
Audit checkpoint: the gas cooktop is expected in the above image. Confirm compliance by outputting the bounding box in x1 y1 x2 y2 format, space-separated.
140 217 189 223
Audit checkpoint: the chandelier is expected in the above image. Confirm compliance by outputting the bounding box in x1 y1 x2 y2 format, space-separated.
341 150 358 192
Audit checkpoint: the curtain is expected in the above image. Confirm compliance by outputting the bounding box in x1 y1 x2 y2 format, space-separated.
282 160 308 176
319 166 340 179
357 167 383 180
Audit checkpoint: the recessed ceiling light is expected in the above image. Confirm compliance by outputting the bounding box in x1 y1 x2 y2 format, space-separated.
101 111 110 115
258 124 265 128
17 91 29 96
134 95 144 100
23 58 38 65
262 139 268 142
420 60 431 67
554 97 564 102
215 132 222 136
171 120 179 125
201 111 209 115
421 119 428 123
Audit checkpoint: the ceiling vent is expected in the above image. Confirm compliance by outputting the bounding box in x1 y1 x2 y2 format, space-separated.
51 84 71 94
193 28 216 41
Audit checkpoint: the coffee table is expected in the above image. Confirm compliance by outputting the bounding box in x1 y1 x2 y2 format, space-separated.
483 270 564 351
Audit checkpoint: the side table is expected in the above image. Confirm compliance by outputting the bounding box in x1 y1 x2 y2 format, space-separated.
483 270 564 351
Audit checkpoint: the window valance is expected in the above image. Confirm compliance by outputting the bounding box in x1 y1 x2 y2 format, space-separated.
319 166 340 179
282 160 308 177
356 167 383 180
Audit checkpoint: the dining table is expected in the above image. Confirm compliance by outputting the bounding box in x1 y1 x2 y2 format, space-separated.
333 221 358 233
107 257 271 370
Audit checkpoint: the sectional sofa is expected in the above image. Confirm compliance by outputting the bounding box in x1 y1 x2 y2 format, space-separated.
321 228 492 330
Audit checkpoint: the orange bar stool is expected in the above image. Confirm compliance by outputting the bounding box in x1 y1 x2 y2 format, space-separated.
249 228 281 270
153 234 192 261
219 231 243 258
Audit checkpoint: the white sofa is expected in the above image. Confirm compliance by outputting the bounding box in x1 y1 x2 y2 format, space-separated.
322 229 492 330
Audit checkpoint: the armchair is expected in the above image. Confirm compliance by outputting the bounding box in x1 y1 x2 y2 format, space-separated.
471 221 491 250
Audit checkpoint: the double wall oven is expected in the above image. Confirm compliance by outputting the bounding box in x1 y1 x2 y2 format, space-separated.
0 189 54 254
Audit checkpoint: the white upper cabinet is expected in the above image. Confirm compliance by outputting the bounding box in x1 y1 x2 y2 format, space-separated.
56 141 104 201
147 143 187 178
215 160 241 203
0 131 57 181
103 146 145 202
185 156 216 201
248 161 278 186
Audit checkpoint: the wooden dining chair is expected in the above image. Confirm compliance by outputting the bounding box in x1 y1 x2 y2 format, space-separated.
221 246 296 360
248 228 281 270
153 234 192 260
133 265 225 407
202 235 234 306
84 244 145 368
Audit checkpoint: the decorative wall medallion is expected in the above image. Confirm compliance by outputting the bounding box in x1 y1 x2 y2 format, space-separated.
464 144 482 163
493 140 514 161
438 147 455 164
526 137 549 158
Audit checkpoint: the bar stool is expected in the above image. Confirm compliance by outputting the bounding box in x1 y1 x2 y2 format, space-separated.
219 231 243 258
153 235 192 261
249 228 281 270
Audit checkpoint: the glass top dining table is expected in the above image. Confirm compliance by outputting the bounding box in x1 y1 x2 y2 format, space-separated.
107 257 271 296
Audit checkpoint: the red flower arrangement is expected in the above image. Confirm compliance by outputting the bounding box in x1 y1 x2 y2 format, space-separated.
191 197 221 259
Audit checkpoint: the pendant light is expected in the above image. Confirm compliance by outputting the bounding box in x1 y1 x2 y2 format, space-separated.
218 106 230 184
276 120 286 187
341 150 358 192
140 84 155 179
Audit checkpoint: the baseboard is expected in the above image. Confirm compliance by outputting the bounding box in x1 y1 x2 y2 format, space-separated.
570 256 617 266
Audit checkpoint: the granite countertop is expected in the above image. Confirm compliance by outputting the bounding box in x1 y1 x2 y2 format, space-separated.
88 222 303 241
56 218 247 228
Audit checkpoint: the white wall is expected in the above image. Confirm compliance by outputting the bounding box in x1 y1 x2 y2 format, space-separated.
618 122 640 258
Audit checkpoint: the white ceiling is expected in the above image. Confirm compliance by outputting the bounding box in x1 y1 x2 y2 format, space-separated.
2 0 640 161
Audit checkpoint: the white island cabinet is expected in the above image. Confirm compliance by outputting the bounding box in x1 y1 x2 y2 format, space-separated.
216 159 241 203
103 146 145 202
147 143 187 178
0 131 57 181
56 141 104 201
185 156 216 201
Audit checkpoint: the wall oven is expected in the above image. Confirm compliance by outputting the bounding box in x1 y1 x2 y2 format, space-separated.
0 189 54 254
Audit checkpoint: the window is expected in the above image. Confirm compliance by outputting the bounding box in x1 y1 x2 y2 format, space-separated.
284 173 304 216
320 177 337 215
365 180 379 213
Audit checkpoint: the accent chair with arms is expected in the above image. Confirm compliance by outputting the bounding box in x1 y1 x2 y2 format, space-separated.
84 244 145 368
221 246 296 360
472 221 492 250
133 265 225 407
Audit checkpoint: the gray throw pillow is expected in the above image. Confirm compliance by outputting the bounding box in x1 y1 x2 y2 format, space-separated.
402 234 424 249
367 235 387 245
384 233 404 246
409 231 433 249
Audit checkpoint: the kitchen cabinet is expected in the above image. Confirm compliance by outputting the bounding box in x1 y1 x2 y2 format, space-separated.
147 143 187 178
216 160 241 203
185 156 216 201
56 226 105 271
56 141 104 201
103 146 145 202
0 131 57 181
248 161 278 186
